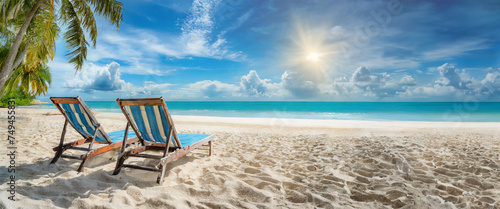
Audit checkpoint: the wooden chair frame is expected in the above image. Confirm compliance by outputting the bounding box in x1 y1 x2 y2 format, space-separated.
50 97 139 172
113 97 213 184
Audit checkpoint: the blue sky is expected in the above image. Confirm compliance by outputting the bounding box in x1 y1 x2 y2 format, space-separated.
43 0 500 101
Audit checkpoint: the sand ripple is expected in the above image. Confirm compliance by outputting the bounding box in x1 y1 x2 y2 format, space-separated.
0 109 499 208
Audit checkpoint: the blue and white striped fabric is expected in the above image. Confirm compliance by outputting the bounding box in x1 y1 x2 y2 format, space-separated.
60 104 108 143
124 105 178 147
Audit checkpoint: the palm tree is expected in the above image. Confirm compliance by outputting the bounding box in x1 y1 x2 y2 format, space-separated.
0 0 123 97
4 64 52 96
0 1 57 97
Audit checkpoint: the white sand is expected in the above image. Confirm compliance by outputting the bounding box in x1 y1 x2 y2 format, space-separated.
1 108 499 208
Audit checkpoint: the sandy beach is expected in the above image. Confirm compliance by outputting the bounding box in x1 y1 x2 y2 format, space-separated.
1 108 499 208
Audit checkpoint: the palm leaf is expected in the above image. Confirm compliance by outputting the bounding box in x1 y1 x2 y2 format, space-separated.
73 0 97 46
0 0 25 25
86 0 122 28
4 63 51 96
61 0 88 71
24 2 59 68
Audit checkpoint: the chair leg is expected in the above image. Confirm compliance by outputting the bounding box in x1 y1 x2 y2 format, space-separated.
157 162 168 184
113 151 129 175
50 120 68 164
50 149 63 164
208 141 212 156
77 154 90 172
75 127 99 172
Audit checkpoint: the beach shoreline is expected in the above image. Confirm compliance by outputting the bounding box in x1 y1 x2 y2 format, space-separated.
20 101 500 122
1 107 499 208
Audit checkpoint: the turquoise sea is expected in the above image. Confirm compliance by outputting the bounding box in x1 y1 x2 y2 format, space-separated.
31 101 500 122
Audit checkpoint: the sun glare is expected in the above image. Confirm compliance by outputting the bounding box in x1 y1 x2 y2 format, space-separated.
306 52 320 62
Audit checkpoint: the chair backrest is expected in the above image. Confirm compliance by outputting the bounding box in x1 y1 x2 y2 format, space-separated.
50 97 111 143
116 97 181 148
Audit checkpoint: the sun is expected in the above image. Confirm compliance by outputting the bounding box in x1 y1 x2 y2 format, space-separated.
306 52 320 62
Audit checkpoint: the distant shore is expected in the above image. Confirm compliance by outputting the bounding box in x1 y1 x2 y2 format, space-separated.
30 99 50 105
1 108 499 208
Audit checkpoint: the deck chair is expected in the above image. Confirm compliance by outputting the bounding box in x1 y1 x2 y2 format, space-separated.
50 97 139 172
113 97 214 183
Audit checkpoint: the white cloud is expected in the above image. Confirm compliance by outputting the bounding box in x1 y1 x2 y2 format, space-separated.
81 0 245 77
400 64 500 101
281 70 320 99
473 70 500 99
399 84 464 101
177 70 285 100
240 70 271 96
85 30 181 76
180 0 244 60
173 65 500 101
436 63 470 89
64 62 128 92
61 62 175 97
423 39 491 61
319 66 421 100
176 67 419 101
187 80 240 99
131 83 173 96
54 61 500 102
351 66 371 82
399 75 417 86
181 0 218 56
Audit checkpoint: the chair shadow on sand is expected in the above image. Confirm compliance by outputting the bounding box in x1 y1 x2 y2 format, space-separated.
0 151 201 208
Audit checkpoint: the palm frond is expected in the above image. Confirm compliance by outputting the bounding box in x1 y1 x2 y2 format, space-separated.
87 0 122 29
0 0 25 24
0 0 51 37
73 0 97 46
0 0 25 41
60 0 88 71
4 63 51 96
24 2 59 68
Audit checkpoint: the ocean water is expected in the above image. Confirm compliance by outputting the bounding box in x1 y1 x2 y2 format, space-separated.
30 101 500 122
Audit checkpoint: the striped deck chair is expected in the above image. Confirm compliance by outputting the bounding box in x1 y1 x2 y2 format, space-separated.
113 97 214 183
50 97 139 172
